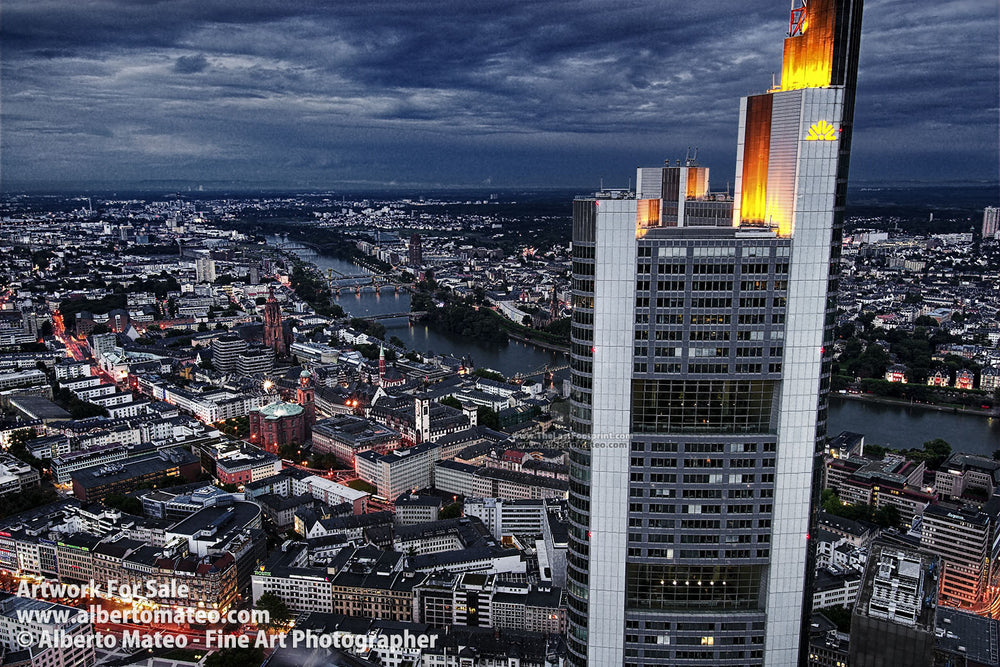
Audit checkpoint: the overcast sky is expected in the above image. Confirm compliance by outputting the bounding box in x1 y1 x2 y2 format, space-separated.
2 0 997 191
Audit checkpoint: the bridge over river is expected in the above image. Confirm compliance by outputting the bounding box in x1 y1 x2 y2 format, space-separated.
355 311 428 321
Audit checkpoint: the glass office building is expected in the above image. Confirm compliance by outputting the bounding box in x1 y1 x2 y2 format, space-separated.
565 1 865 665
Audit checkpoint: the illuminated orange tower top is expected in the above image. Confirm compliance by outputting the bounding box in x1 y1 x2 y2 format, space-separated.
734 0 864 236
780 0 838 90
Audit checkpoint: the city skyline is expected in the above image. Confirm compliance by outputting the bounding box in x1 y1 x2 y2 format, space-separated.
2 0 998 191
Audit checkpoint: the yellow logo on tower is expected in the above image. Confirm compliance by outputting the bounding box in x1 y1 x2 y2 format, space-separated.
805 120 838 141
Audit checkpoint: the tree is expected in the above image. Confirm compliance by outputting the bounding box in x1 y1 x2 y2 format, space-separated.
477 406 500 430
254 592 291 629
440 501 462 519
473 368 506 383
103 492 143 515
309 453 343 470
440 396 463 410
0 486 58 519
544 317 571 340
31 250 52 271
820 488 841 514
916 438 952 470
834 322 855 340
863 444 890 460
8 428 38 449
873 504 901 529
347 479 377 494
90 323 111 335
278 441 301 460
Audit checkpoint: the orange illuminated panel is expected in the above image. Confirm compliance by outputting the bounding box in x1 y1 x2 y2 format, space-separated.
739 94 772 224
780 0 836 90
686 167 708 199
636 199 661 237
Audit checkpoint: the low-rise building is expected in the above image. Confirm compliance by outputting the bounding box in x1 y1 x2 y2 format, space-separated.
0 453 40 497
294 475 369 514
0 595 96 667
311 414 400 467
935 453 1000 503
921 502 994 607
214 446 282 486
393 492 442 525
464 497 548 540
356 441 439 500
253 546 423 622
70 447 201 503
811 567 862 610
825 453 933 527
413 571 565 634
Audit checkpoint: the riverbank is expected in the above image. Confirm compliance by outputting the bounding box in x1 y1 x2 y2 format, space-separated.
832 392 999 418
507 332 570 354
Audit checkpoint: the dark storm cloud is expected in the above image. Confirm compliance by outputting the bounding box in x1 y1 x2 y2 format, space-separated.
1 0 996 190
174 54 209 74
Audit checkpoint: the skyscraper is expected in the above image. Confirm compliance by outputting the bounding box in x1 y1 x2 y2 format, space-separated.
195 254 216 283
565 2 864 665
409 233 423 268
983 206 999 240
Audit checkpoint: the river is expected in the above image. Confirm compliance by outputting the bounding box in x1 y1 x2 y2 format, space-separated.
276 239 999 456
828 398 1000 457
274 241 567 380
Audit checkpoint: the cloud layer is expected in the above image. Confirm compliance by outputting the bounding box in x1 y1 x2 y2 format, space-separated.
2 0 997 190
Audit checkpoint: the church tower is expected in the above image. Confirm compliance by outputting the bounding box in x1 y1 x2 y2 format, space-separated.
297 369 316 429
263 286 287 357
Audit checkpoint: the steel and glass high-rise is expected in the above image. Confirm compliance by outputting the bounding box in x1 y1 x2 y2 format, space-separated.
565 1 864 665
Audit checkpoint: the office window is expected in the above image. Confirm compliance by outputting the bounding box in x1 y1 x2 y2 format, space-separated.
625 563 765 611
632 379 777 434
